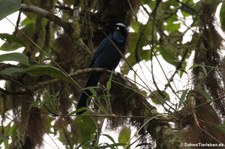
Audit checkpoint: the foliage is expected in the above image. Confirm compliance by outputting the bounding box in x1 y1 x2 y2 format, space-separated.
0 0 225 149
0 33 25 51
0 0 21 21
118 126 131 148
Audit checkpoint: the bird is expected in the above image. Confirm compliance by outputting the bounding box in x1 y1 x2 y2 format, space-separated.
76 23 128 114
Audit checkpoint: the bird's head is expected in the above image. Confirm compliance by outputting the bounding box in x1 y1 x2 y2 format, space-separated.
115 23 128 37
112 23 128 43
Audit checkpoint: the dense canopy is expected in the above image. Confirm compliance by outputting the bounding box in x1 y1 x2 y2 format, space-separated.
0 0 225 148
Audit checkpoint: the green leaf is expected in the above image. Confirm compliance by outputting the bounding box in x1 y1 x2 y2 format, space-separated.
101 143 125 148
0 65 73 83
178 89 189 108
198 90 213 102
121 22 153 74
188 63 201 70
26 65 73 83
139 49 151 60
102 134 117 144
118 126 131 148
0 33 25 51
0 41 24 51
130 20 139 32
180 0 195 16
141 0 151 4
73 107 89 115
83 86 98 98
0 52 30 66
164 17 180 32
150 90 170 105
220 3 225 31
0 34 24 45
0 0 21 21
106 73 113 91
21 17 35 26
73 116 97 147
159 45 178 67
0 67 25 77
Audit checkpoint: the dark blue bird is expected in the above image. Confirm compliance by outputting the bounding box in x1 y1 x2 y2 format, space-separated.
76 23 128 114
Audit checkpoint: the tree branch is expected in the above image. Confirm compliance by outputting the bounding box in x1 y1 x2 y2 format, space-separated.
32 68 121 91
20 4 72 32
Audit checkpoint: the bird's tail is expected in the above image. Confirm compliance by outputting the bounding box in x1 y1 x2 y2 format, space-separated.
76 72 102 114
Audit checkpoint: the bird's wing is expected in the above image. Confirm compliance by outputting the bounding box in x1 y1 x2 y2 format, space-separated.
89 36 110 67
